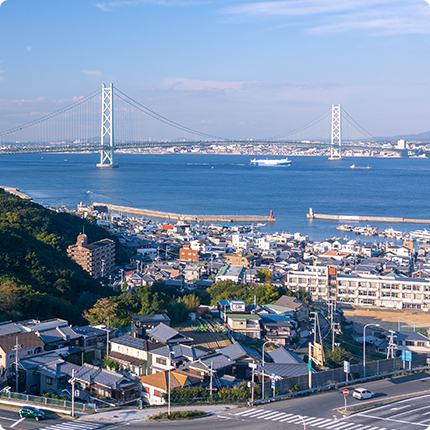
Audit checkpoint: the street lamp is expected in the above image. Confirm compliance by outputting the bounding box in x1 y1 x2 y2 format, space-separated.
261 340 280 400
363 323 380 378
167 350 175 416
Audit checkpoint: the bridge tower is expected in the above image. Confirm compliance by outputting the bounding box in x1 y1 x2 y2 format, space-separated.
97 83 118 168
328 104 342 161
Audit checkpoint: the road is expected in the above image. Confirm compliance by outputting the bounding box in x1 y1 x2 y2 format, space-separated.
0 372 429 430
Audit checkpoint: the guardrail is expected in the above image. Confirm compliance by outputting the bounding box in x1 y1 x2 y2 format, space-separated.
249 365 430 406
0 391 88 411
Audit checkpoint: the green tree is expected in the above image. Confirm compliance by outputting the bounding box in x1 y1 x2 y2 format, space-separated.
324 346 352 368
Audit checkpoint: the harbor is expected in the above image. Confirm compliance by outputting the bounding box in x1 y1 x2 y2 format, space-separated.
307 208 430 224
93 202 276 223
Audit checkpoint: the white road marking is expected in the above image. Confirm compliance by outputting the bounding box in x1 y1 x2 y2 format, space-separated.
10 418 25 428
256 411 282 419
303 417 328 425
272 413 293 421
235 409 261 416
326 422 356 430
391 405 410 411
317 420 338 428
264 412 286 420
358 414 428 427
237 409 270 417
278 415 308 423
389 405 430 419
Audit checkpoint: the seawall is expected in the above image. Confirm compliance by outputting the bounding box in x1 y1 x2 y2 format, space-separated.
307 212 430 224
94 202 276 223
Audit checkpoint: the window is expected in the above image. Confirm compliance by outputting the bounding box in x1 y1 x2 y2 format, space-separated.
156 357 167 366
46 377 53 385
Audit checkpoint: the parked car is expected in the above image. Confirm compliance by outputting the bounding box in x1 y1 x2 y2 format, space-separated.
19 406 45 421
352 388 374 400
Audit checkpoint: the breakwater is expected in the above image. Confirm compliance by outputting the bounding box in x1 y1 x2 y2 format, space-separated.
94 202 276 223
0 187 32 200
307 209 430 224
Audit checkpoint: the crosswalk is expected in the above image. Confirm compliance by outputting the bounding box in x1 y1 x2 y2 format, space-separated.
37 421 104 430
232 408 388 430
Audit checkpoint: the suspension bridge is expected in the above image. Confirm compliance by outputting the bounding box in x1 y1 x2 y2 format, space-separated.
0 83 376 168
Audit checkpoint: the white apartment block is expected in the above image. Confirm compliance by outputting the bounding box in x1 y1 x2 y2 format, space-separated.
287 266 430 311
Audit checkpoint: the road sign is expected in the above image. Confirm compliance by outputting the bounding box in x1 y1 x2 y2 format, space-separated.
427 358 430 365
248 362 257 369
343 389 349 396
344 361 350 373
401 350 412 362
271 380 276 388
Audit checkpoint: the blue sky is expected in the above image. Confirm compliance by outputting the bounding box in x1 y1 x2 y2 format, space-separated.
0 0 429 140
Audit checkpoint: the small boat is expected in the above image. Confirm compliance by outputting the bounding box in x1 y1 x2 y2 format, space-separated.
350 164 371 170
337 224 352 231
250 157 292 166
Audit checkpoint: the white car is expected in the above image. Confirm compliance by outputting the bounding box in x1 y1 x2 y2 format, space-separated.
352 388 374 400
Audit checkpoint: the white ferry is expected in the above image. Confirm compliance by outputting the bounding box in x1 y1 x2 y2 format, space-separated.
250 157 292 166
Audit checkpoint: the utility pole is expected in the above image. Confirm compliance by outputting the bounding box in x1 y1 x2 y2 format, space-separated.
251 361 255 403
209 361 213 396
12 336 21 393
106 316 110 360
387 330 396 359
308 342 312 389
69 369 76 418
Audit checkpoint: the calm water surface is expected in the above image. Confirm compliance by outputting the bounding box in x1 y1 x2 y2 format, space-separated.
1 153 429 241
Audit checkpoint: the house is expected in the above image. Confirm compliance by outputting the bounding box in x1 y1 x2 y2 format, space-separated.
0 332 44 381
215 265 246 283
74 363 140 402
147 323 194 345
217 299 247 321
73 325 112 366
16 319 81 352
215 343 261 378
108 335 159 377
138 369 203 405
131 314 171 339
179 245 199 261
392 332 430 354
149 344 206 373
17 351 67 394
258 346 308 378
36 360 81 396
225 313 261 340
260 315 295 346
273 295 309 324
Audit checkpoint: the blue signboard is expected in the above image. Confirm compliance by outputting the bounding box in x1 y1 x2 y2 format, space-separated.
402 350 412 362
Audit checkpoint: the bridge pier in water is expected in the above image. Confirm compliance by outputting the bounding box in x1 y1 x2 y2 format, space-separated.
97 83 119 168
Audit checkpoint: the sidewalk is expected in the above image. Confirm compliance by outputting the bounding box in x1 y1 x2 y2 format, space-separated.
79 404 239 423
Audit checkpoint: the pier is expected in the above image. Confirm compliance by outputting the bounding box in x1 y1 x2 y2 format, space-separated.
94 203 276 223
0 187 32 200
307 208 430 224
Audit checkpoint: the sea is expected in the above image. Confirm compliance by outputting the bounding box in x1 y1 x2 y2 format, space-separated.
1 153 430 242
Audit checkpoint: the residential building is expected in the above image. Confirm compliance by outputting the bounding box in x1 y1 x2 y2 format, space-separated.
179 245 199 262
131 314 171 339
67 233 115 278
109 335 159 377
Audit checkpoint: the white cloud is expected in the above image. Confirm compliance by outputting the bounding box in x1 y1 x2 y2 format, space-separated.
0 0 7 7
81 70 102 78
164 77 254 93
26 46 32 51
95 0 206 12
223 0 430 35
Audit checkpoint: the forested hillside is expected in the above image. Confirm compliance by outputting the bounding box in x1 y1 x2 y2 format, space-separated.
0 189 121 324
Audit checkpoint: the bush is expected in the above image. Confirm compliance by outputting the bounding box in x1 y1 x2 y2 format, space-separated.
148 410 206 420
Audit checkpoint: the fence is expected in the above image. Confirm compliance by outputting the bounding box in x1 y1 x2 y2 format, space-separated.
265 353 429 395
0 391 88 411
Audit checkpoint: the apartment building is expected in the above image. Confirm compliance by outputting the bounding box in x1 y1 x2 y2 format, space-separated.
287 266 430 311
67 233 115 278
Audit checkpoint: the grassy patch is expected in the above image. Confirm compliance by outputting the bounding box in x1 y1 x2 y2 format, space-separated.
148 410 206 421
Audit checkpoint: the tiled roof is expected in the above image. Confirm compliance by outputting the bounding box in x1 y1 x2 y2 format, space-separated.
110 335 158 351
188 353 232 372
138 369 200 391
19 351 64 370
37 326 80 343
216 343 261 362
147 323 193 344
73 325 107 338
0 322 21 337
75 363 136 389
37 361 81 378
0 332 44 353
150 344 206 361
267 347 304 364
